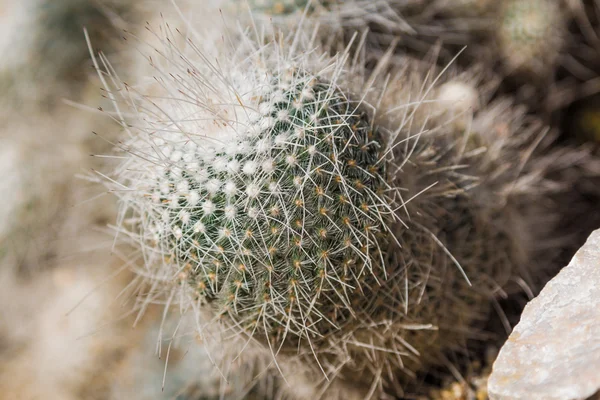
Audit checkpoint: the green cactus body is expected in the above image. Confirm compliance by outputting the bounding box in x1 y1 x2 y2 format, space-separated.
151 72 391 342
104 15 561 398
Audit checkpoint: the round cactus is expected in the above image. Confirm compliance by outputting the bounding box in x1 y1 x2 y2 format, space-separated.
497 0 566 78
237 0 504 67
100 13 563 398
153 74 393 341
103 8 403 354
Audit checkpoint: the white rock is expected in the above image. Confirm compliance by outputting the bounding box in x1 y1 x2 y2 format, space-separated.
488 229 600 400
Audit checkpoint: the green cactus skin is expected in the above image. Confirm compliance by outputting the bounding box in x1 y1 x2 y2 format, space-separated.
147 71 393 344
238 0 504 67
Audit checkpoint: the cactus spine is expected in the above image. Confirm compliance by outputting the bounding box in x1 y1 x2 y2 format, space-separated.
102 11 559 398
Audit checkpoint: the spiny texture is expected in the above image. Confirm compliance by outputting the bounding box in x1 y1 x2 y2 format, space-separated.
102 24 439 397
238 0 503 65
153 75 393 341
328 63 567 396
105 16 401 358
102 16 560 398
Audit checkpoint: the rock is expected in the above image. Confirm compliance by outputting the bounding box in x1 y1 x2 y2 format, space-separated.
488 229 600 400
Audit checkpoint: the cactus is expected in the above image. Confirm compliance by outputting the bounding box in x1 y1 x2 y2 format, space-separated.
98 22 408 395
497 0 566 79
1 1 596 399
100 12 564 398
0 0 138 106
150 75 393 343
107 12 399 351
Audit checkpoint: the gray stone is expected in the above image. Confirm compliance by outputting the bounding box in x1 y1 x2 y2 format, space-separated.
488 229 600 400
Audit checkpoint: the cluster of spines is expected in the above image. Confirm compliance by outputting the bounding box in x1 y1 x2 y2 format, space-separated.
104 10 569 398
147 70 393 344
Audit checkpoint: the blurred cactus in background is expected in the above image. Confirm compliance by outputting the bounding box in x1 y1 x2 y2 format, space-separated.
234 0 503 63
0 0 138 107
91 5 587 396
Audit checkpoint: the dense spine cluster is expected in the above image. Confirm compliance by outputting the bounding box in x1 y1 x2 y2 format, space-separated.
150 73 393 341
101 5 576 399
4 1 600 400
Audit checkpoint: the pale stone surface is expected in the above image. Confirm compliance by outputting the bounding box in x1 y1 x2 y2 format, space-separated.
488 229 600 400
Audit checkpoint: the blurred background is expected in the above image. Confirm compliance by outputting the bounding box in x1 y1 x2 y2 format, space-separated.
1 1 600 399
